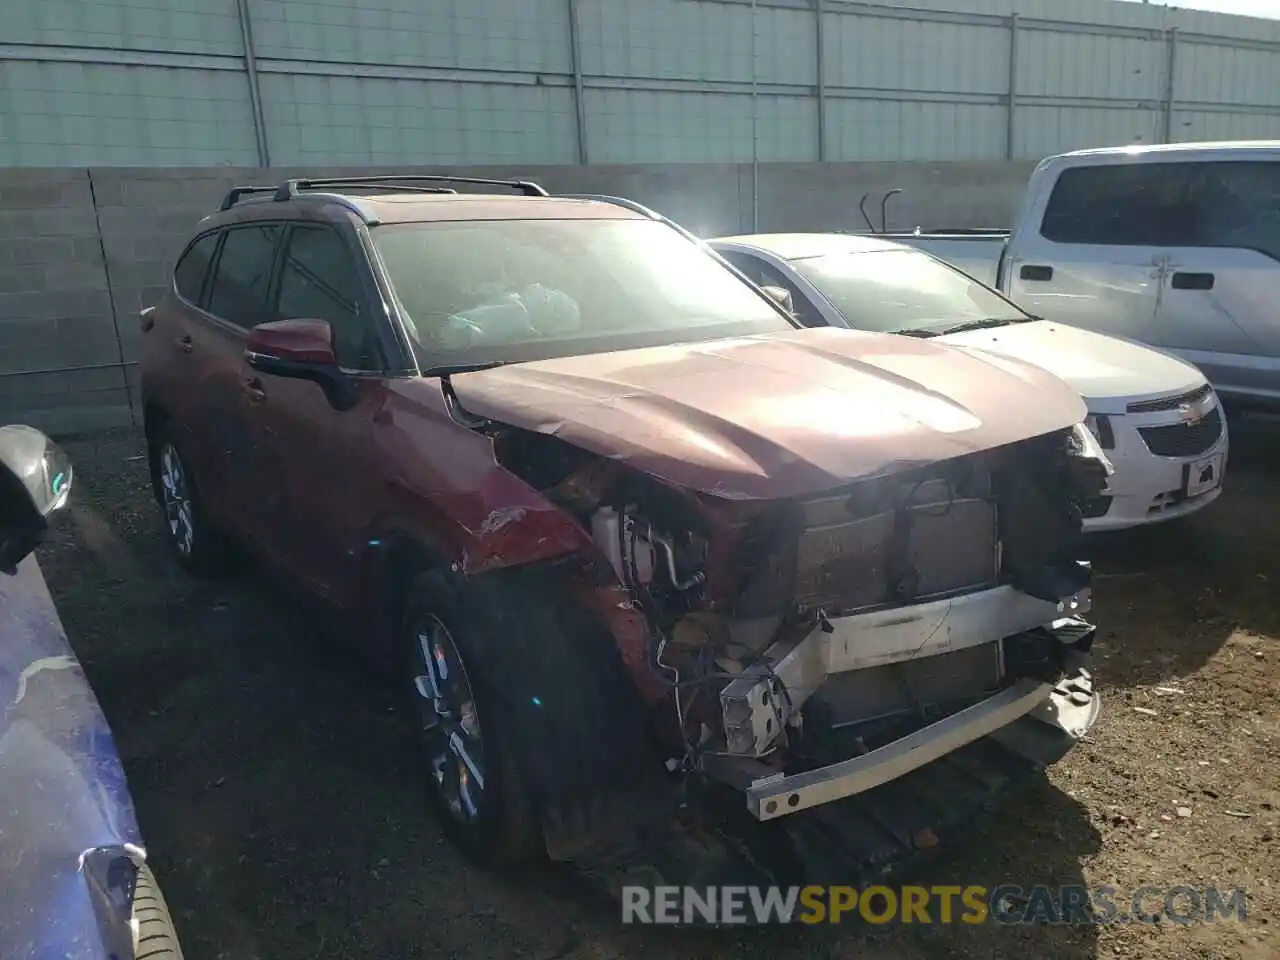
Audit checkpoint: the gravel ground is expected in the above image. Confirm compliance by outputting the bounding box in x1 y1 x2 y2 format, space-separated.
37 423 1280 960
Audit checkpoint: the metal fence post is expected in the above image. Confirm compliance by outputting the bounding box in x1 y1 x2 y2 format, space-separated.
567 0 589 164
1006 13 1019 161
815 0 827 162
1163 27 1179 143
234 0 271 167
751 0 760 231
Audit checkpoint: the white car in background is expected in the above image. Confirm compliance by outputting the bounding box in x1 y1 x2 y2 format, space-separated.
711 232 1228 532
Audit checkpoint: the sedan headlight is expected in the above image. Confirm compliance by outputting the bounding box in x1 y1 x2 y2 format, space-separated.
1068 421 1115 478
1084 414 1116 450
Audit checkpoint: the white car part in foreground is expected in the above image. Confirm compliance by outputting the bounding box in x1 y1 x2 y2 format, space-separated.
710 233 1228 531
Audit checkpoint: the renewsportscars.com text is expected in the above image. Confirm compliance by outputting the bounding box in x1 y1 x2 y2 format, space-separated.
621 884 1249 925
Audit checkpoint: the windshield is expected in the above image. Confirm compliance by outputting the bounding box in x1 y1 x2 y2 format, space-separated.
371 218 792 370
789 248 1029 336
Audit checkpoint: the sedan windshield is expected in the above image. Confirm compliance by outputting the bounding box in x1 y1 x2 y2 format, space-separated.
789 248 1030 337
371 218 792 371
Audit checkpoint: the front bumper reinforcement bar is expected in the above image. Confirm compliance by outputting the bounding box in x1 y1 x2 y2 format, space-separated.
746 678 1050 820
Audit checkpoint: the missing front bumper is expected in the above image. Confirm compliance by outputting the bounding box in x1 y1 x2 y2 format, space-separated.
744 670 1097 821
718 583 1092 758
701 667 1098 822
702 580 1098 823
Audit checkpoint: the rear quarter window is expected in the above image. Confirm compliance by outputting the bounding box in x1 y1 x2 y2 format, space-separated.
173 233 220 305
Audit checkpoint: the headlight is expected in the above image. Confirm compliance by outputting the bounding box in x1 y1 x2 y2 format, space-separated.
1068 421 1115 478
1084 414 1116 450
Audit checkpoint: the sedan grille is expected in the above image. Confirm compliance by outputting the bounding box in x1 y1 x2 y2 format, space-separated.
1127 383 1212 415
1138 407 1223 458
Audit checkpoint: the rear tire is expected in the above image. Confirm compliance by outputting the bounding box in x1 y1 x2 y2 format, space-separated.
147 423 228 576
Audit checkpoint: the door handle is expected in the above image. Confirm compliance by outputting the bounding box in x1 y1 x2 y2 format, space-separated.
1171 272 1215 291
175 335 193 353
244 377 267 404
1020 264 1054 282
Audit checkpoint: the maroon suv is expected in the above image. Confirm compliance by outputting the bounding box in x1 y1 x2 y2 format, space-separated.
140 176 1107 884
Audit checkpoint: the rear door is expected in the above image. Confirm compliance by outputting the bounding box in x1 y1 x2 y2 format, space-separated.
1004 162 1164 346
240 221 389 607
1151 160 1280 398
169 223 284 535
151 229 219 462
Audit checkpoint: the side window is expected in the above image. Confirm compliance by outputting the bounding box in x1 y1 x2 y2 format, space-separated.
722 252 823 326
275 226 377 369
1041 163 1198 247
173 232 220 305
1194 161 1280 261
206 225 281 329
719 251 766 284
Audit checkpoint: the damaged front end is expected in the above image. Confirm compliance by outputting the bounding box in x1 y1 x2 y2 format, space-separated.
493 417 1108 843
443 329 1114 882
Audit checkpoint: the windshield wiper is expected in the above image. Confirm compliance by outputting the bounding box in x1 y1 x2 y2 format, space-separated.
421 360 510 377
933 316 1030 336
889 327 942 338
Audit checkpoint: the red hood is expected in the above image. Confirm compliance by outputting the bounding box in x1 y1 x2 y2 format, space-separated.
448 327 1088 500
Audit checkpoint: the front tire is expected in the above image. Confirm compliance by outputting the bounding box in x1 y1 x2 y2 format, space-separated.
399 566 672 866
402 570 541 864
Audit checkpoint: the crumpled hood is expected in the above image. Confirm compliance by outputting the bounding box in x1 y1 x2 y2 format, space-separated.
449 327 1087 499
939 320 1206 408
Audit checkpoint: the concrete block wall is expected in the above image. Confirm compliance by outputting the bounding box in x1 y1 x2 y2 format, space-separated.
0 160 1037 435
0 169 131 435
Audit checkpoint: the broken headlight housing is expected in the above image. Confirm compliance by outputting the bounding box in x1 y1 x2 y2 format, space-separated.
1067 421 1114 475
1065 420 1115 500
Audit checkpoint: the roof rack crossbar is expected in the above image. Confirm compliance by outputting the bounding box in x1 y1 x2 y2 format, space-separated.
273 175 548 201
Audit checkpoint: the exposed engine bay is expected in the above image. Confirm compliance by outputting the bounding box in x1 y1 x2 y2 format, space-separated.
491 419 1110 822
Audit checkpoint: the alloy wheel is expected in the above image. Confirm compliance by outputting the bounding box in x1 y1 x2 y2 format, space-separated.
159 443 194 558
411 615 487 823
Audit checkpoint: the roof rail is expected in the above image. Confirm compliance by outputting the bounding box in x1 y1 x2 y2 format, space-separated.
274 175 548 201
218 174 548 213
557 193 704 243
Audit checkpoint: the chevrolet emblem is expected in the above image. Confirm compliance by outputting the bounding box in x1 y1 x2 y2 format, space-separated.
1178 400 1208 427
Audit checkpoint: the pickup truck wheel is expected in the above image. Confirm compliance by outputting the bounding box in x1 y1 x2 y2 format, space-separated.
400 566 672 866
147 427 227 576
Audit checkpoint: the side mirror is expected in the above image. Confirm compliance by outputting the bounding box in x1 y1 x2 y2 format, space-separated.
760 284 795 315
244 319 357 411
0 425 73 575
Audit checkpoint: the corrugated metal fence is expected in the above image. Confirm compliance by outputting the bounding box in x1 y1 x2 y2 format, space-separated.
3 0 1280 434
3 0 1280 168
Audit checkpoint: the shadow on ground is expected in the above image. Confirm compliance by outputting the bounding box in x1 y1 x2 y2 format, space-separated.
33 430 1117 959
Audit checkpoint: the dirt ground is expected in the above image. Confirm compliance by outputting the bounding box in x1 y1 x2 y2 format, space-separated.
37 421 1279 960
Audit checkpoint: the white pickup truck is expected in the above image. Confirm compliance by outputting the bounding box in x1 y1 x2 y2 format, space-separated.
874 141 1280 409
